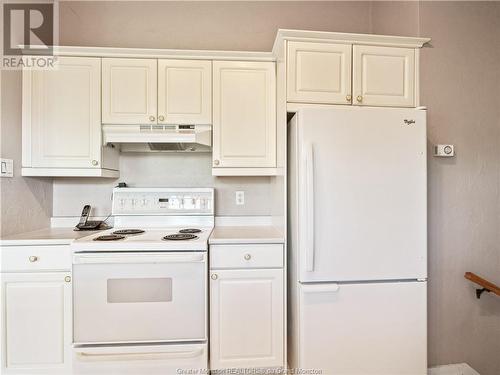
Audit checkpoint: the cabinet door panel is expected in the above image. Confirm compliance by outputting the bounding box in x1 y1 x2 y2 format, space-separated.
353 45 415 107
212 61 276 168
102 58 157 124
210 269 284 369
1 272 72 373
287 42 352 104
25 57 101 168
158 59 211 124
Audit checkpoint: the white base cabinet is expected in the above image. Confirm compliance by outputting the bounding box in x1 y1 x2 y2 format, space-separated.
1 272 72 374
209 245 285 370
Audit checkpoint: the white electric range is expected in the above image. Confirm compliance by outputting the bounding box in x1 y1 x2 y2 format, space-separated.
71 187 213 375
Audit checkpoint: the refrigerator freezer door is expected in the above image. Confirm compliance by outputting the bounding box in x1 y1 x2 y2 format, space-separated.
296 107 427 282
298 281 427 375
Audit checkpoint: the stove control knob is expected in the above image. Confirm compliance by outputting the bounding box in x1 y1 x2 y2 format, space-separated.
211 274 218 280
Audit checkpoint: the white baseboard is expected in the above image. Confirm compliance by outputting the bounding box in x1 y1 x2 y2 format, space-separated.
428 363 480 375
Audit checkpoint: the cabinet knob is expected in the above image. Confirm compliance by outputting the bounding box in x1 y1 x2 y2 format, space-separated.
64 276 71 283
356 95 363 103
244 253 252 260
346 95 352 102
213 160 220 166
29 255 38 262
158 115 165 122
211 274 218 280
149 115 156 122
91 160 98 166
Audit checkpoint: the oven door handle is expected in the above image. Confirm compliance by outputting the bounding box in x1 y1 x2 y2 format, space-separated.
73 253 205 264
74 347 204 362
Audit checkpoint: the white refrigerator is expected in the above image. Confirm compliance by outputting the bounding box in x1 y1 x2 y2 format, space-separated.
287 107 427 375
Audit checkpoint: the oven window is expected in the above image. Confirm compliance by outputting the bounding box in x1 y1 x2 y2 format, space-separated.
107 278 172 303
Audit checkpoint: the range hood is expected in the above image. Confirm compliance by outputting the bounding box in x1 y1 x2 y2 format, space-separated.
102 124 211 152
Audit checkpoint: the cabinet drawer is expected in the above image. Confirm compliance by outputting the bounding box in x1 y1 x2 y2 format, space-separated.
210 244 283 269
1 246 71 272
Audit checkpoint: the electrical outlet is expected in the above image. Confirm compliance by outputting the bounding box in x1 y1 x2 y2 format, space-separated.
235 191 245 205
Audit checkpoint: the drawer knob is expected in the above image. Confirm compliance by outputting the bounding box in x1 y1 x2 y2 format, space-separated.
91 160 98 166
64 276 71 283
356 95 363 103
211 274 218 280
244 253 252 260
213 159 220 166
346 95 352 102
29 256 38 262
158 115 165 122
149 115 156 122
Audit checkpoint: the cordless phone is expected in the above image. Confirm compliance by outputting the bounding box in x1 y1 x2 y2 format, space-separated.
75 205 107 230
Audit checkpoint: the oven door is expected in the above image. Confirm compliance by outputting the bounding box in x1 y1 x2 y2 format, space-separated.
73 252 207 344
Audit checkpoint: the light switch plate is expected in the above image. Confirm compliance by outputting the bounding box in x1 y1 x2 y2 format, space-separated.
0 158 13 177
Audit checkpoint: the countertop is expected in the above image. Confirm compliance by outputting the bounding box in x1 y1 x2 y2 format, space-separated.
0 227 99 246
209 226 284 245
1 225 285 246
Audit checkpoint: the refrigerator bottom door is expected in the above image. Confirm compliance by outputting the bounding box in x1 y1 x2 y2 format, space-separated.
298 281 427 375
73 343 207 375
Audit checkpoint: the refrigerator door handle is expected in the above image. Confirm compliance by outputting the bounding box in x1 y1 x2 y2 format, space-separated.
306 142 315 272
301 283 340 293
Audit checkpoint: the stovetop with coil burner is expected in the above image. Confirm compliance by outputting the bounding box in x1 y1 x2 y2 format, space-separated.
72 187 214 252
76 227 211 251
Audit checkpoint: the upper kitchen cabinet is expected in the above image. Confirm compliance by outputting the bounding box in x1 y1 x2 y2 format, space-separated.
102 58 158 124
158 59 212 124
287 41 352 105
280 31 430 109
22 57 119 177
353 45 415 107
212 61 276 175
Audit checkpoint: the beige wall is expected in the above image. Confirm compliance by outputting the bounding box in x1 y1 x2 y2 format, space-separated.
372 2 500 375
421 3 500 374
0 71 53 236
59 1 372 51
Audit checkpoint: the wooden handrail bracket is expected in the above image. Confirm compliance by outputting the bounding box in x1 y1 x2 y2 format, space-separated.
464 272 500 299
